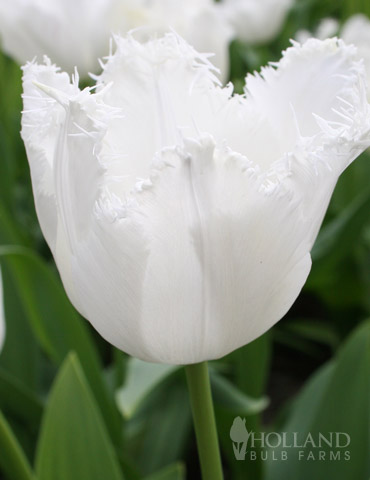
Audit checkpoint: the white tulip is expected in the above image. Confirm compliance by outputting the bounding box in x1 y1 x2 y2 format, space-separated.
0 0 114 78
341 14 370 94
295 15 370 99
21 34 370 364
0 0 232 79
113 0 233 79
219 0 293 44
295 18 339 45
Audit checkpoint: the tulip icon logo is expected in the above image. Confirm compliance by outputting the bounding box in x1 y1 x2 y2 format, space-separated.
230 417 251 460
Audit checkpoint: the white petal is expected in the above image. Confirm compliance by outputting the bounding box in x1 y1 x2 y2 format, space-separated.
95 33 221 198
0 0 232 79
68 208 151 359
21 59 115 311
247 38 370 246
0 0 113 77
302 15 370 103
315 18 340 40
178 3 233 78
21 35 370 364
341 14 370 96
74 135 311 363
235 38 370 188
221 0 292 44
21 60 79 253
91 135 311 363
110 0 232 80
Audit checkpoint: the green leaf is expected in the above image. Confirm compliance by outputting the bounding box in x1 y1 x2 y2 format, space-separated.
0 53 22 213
117 362 189 474
0 246 92 362
312 188 370 263
0 367 43 430
266 319 370 480
0 203 27 245
211 370 269 415
0 409 36 480
274 320 340 360
232 332 272 398
269 361 335 460
308 184 370 308
36 353 124 480
128 379 191 475
144 463 185 480
0 263 40 390
264 361 335 480
330 151 370 211
116 358 178 419
212 368 269 480
221 333 272 480
0 245 121 443
277 320 339 351
0 207 39 392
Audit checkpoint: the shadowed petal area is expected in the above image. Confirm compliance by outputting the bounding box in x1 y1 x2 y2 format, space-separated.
119 136 312 362
69 210 151 359
64 135 311 363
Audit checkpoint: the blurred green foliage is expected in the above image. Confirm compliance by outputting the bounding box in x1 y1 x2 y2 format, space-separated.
0 0 369 479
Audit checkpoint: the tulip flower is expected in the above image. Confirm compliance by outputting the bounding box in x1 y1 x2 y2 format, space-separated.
0 0 232 79
296 15 370 97
296 18 340 45
21 33 370 366
0 0 115 78
219 0 293 44
341 15 370 92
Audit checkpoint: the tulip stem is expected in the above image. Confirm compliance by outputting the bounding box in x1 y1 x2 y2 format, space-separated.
185 361 223 480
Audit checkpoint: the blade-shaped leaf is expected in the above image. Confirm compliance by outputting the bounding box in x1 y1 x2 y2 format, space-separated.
129 380 191 475
0 245 121 443
116 358 178 419
0 203 26 246
0 409 36 480
36 353 124 480
312 188 370 263
0 266 5 352
0 263 39 390
212 367 269 480
0 367 43 430
144 463 185 480
232 332 272 398
0 53 23 213
266 319 370 480
211 370 269 415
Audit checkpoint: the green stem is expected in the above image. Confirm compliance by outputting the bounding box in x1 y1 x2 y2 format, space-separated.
185 362 223 480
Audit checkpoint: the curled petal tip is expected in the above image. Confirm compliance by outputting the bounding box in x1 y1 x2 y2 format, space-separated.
32 80 69 107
